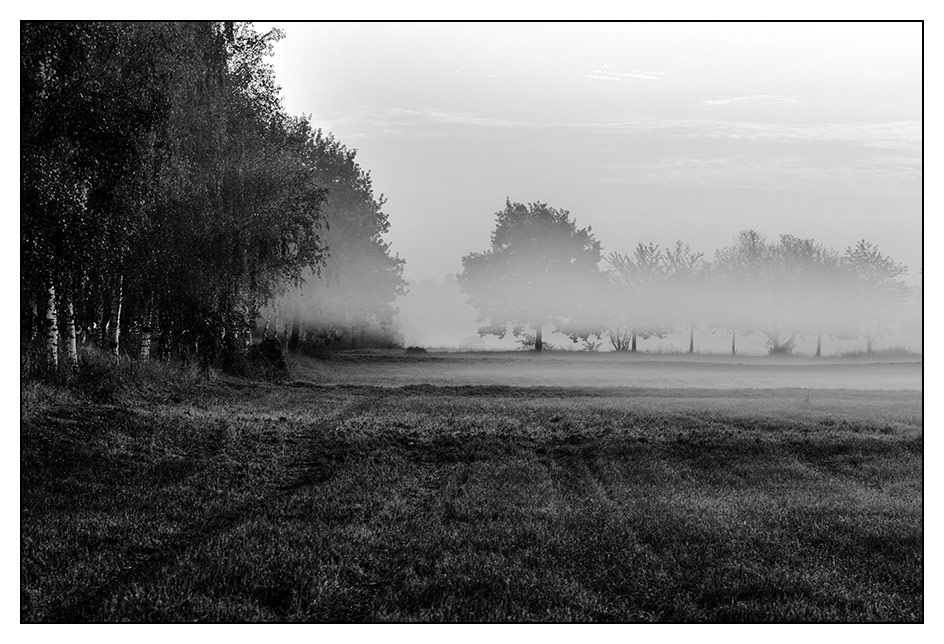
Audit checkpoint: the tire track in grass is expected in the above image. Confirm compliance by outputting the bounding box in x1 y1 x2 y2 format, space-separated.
49 486 285 621
45 401 369 622
534 440 647 619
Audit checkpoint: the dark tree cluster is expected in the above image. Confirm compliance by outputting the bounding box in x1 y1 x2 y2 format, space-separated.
460 201 914 355
21 22 405 374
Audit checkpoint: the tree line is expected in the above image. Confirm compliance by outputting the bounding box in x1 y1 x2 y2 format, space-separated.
459 200 916 355
21 22 404 374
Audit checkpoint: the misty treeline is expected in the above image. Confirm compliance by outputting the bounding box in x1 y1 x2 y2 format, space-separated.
21 21 404 375
460 200 917 355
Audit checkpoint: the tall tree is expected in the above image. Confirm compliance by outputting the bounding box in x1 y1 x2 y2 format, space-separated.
22 22 330 370
267 130 406 349
22 22 173 362
458 200 603 352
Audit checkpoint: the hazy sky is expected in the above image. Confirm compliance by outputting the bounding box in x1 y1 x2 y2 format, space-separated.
257 22 922 283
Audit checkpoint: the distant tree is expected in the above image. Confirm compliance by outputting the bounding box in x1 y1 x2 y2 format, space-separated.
841 240 909 355
663 241 705 353
605 242 671 351
773 235 844 357
458 200 603 352
714 231 864 356
714 231 807 354
712 230 769 353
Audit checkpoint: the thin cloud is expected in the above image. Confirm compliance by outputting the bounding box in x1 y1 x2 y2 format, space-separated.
579 118 920 152
346 107 920 153
586 67 665 82
703 94 807 106
592 149 920 196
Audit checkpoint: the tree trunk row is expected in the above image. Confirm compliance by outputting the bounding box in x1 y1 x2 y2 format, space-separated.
40 277 130 369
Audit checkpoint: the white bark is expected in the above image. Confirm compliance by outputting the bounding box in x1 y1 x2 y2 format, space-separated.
107 276 123 357
139 293 153 361
140 330 151 361
44 285 58 369
63 296 78 370
30 300 38 341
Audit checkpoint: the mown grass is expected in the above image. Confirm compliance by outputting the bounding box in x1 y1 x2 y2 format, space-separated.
20 360 922 622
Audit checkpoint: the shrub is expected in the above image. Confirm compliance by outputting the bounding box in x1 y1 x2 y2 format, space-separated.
74 348 123 402
767 342 795 356
235 338 289 381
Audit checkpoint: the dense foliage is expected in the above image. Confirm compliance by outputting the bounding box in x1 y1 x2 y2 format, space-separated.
264 131 407 350
458 200 603 351
21 22 405 372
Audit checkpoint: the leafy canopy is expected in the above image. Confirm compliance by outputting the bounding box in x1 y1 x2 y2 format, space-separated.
458 199 603 340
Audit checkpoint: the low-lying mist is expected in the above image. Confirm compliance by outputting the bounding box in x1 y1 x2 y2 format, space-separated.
393 270 921 356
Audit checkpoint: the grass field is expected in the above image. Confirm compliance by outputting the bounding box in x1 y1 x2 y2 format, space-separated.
20 351 923 622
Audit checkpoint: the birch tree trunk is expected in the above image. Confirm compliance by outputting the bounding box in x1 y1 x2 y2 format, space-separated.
139 322 152 362
63 294 78 370
99 296 109 348
44 285 59 369
139 293 154 361
108 275 123 357
30 300 39 342
140 331 151 361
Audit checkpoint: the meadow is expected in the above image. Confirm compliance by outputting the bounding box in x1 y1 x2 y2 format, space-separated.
20 351 923 622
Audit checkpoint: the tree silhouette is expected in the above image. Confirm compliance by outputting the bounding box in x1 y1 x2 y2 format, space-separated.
458 200 603 352
842 240 908 355
605 243 672 351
